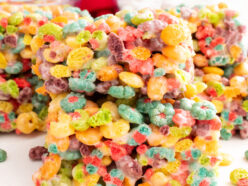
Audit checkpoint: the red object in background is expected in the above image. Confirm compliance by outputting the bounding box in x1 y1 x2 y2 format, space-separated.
75 0 119 17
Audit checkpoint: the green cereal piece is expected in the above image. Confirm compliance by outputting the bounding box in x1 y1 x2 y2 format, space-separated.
207 81 225 96
63 22 81 36
38 106 48 120
245 150 248 160
79 69 96 81
76 30 91 44
5 62 23 74
8 12 24 25
190 101 216 120
72 163 85 183
12 37 25 54
149 103 175 127
69 78 95 93
191 149 201 159
91 57 108 72
7 80 19 98
91 149 103 159
209 55 230 66
94 14 112 21
136 97 160 114
180 98 195 111
118 104 144 124
223 65 234 78
110 169 124 180
131 10 154 25
0 26 5 33
0 149 7 162
80 10 92 18
59 150 82 160
242 100 248 112
220 128 232 140
60 93 86 113
38 23 63 40
77 19 89 29
35 10 52 20
87 108 112 127
6 25 18 34
95 49 110 58
70 109 89 131
59 160 74 177
137 124 151 136
146 147 175 162
92 30 108 50
108 86 135 99
124 12 135 26
154 68 166 77
48 144 59 154
86 164 98 174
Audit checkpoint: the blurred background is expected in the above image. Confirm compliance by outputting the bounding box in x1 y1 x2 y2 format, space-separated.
1 0 247 22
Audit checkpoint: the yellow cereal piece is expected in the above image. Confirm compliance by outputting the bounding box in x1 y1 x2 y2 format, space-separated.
50 113 75 138
36 85 47 96
203 73 221 83
161 160 181 174
161 24 188 46
51 16 68 24
101 101 120 121
230 45 242 59
150 172 169 186
20 47 33 59
194 81 207 94
50 65 71 78
211 100 223 113
101 156 112 166
184 84 197 98
67 47 94 70
175 139 193 152
234 62 248 76
16 103 33 114
23 34 32 45
65 36 82 49
131 46 151 60
203 66 224 76
76 128 103 145
30 36 44 54
119 72 144 88
16 112 39 134
0 52 7 69
224 86 240 98
219 152 232 166
162 45 190 63
0 101 13 113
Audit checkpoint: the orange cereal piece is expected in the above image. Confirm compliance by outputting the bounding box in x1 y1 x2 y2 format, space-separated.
147 76 167 100
39 154 61 180
76 128 103 145
131 46 151 60
97 65 118 81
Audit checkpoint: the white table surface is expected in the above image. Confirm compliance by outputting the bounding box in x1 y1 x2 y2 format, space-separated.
0 132 248 186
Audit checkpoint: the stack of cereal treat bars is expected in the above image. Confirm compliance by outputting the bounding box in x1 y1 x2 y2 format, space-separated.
0 2 248 186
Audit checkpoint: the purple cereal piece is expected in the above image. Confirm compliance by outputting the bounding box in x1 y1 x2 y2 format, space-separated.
195 68 205 76
116 155 142 179
95 80 118 94
4 34 18 48
221 77 229 86
159 125 169 136
45 77 68 94
29 146 48 161
68 136 81 151
17 87 32 103
108 33 125 61
39 62 54 80
138 20 167 34
79 143 91 156
240 121 248 139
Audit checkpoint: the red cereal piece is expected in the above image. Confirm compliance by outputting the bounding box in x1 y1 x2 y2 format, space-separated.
158 13 178 24
43 35 55 43
228 112 237 122
0 18 8 28
237 178 248 186
122 144 134 155
172 109 195 127
21 58 31 72
199 179 210 186
83 156 93 164
91 156 101 167
23 17 32 25
136 144 148 154
98 166 107 176
133 131 147 144
113 177 123 186
144 168 153 179
13 78 31 88
103 174 111 182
